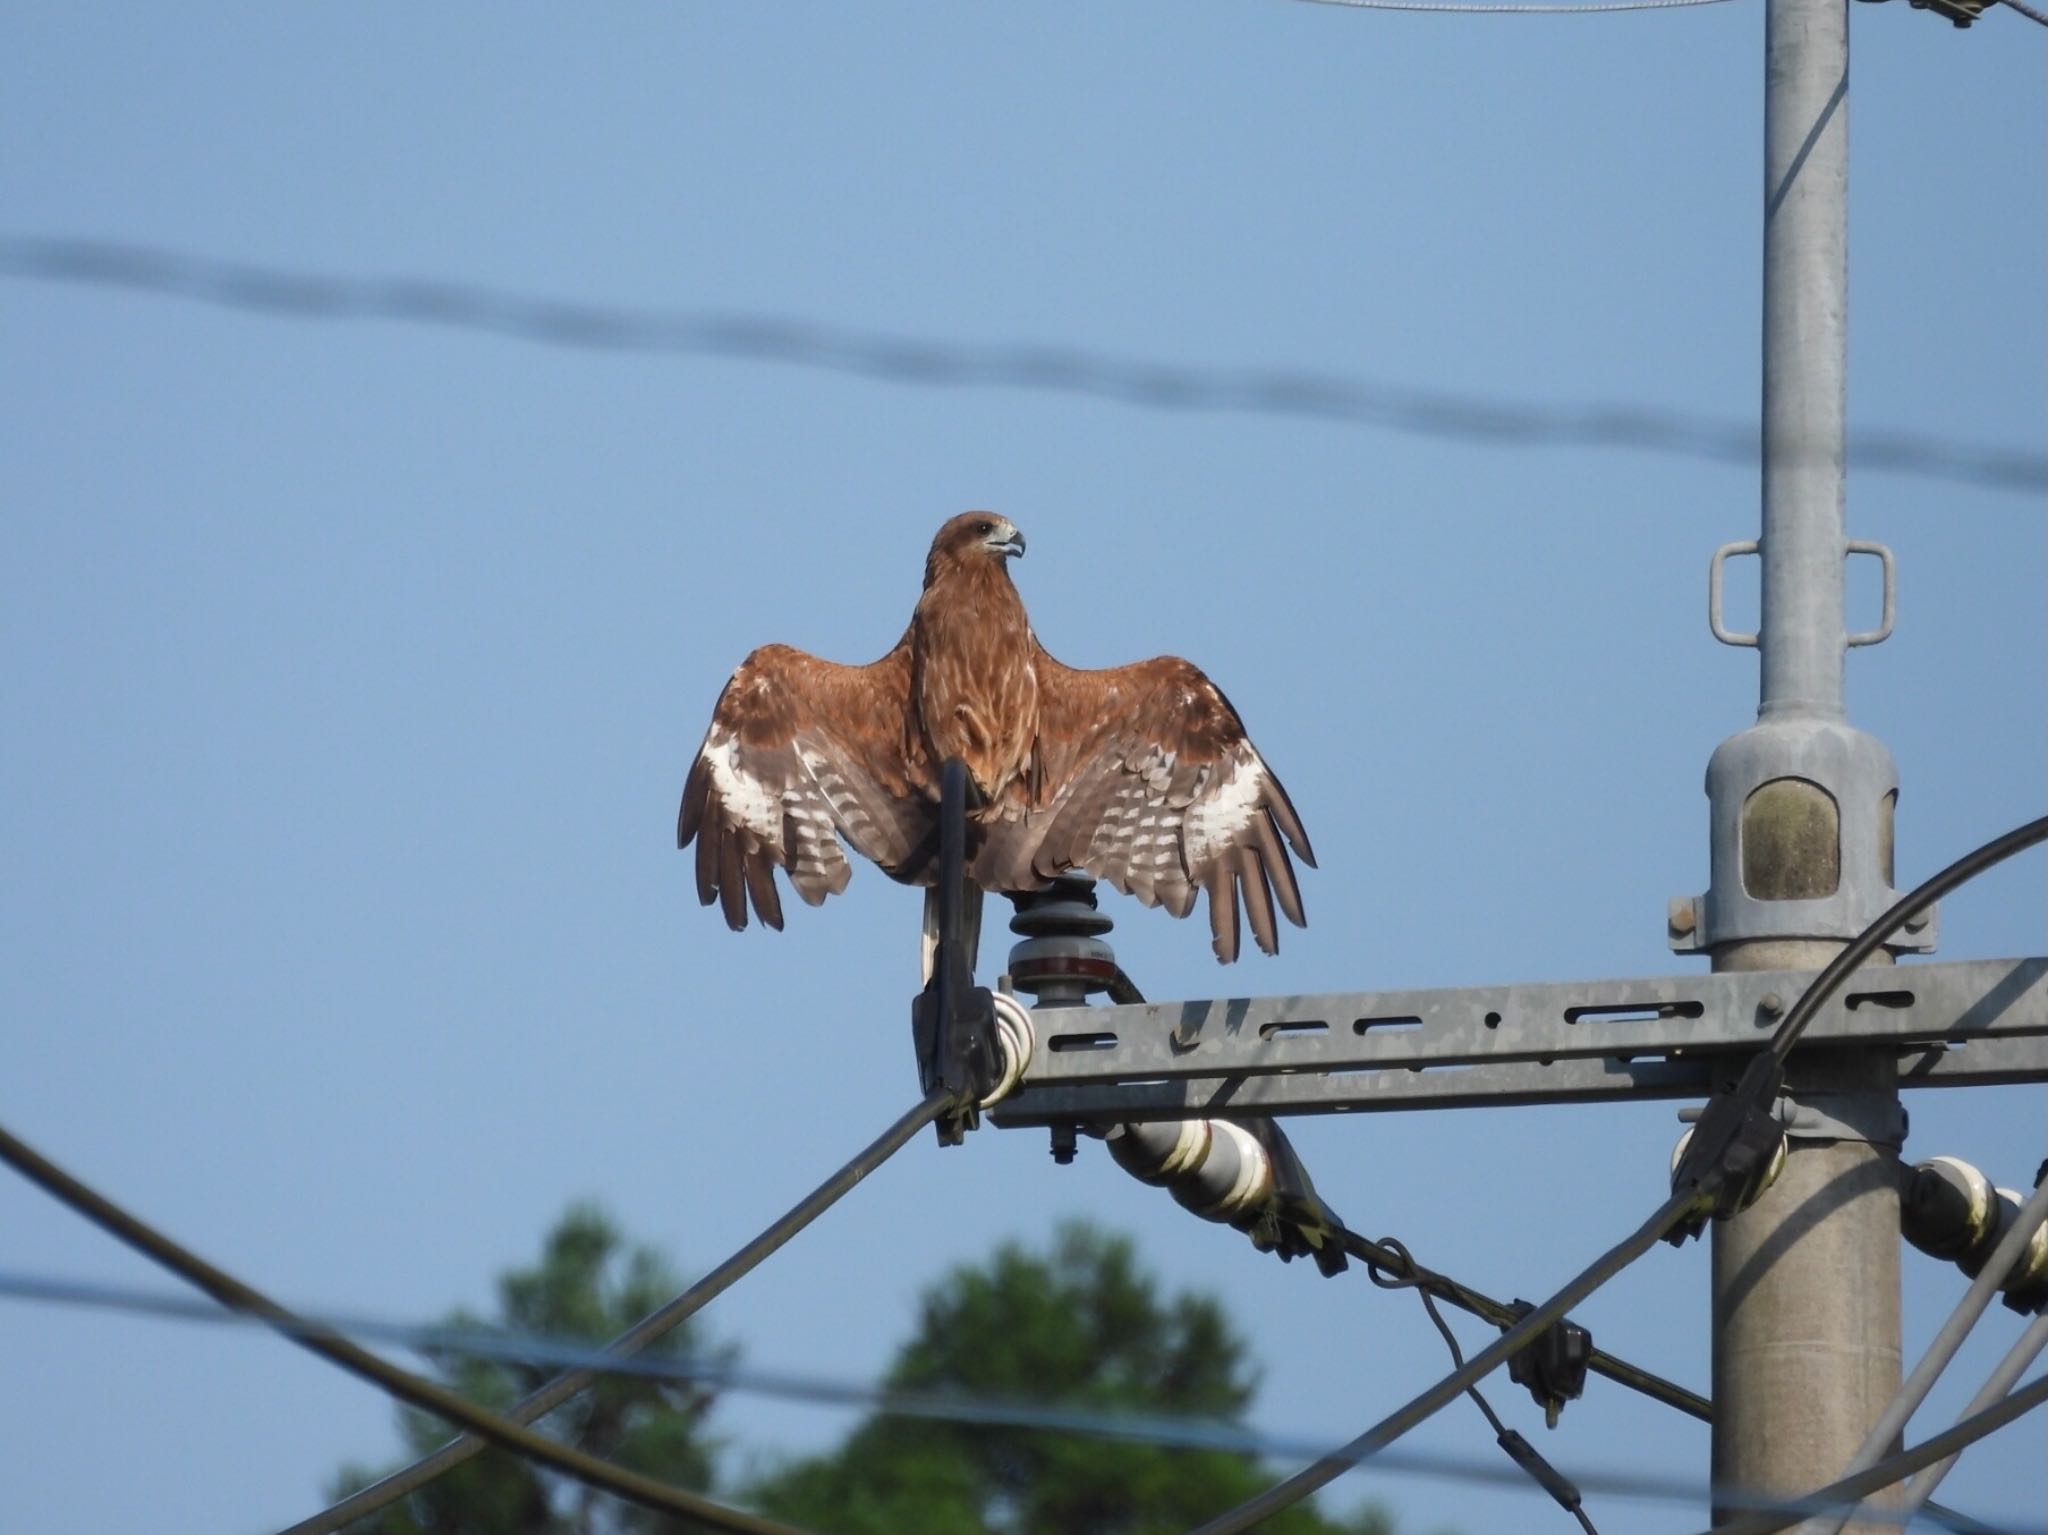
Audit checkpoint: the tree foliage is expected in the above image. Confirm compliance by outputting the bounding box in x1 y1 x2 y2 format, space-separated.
327 1211 1395 1535
326 1201 727 1535
747 1221 1391 1535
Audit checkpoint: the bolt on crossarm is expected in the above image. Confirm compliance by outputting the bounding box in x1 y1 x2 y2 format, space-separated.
1676 1 1916 1523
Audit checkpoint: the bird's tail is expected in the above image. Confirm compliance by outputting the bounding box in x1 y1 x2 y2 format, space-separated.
919 879 984 985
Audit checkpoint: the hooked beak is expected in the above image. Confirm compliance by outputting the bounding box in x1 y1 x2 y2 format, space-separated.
988 524 1026 560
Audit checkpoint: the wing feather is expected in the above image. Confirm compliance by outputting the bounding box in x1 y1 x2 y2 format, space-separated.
977 651 1312 963
1236 844 1277 959
742 840 785 931
678 642 930 930
716 829 747 931
1207 860 1240 965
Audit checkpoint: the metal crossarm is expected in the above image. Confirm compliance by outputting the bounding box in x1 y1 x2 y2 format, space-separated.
990 957 2048 1126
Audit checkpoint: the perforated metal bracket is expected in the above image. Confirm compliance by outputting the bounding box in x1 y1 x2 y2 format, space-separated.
987 956 2048 1126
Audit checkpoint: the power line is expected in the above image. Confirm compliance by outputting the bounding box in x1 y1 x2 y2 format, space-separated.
0 1266 2028 1531
1694 1372 2048 1535
1282 0 1734 14
0 1266 1646 1503
1996 0 2048 26
1766 815 2048 1065
1363 1236 1600 1534
285 1086 954 1535
1334 1225 1711 1422
1797 1171 2048 1535
1189 1186 1706 1535
2 235 2041 493
0 1097 956 1535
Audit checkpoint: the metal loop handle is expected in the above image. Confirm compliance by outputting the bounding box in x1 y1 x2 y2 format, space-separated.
1845 539 1896 647
1708 540 1760 648
1710 538 1895 648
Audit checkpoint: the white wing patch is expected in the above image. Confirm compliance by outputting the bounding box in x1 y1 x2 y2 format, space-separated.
1182 744 1265 872
705 731 785 842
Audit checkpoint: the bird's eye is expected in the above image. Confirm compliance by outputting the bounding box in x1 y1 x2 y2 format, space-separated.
975 520 994 535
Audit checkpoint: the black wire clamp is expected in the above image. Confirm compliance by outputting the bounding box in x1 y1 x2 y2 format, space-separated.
911 759 1002 1144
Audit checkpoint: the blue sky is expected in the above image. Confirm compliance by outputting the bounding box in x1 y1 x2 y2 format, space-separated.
1 4 2042 1533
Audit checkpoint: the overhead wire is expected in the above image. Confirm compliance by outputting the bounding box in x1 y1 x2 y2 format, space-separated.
1 235 2042 493
1190 811 2048 1535
1795 1169 2048 1535
1330 1222 1982 1535
1996 0 2048 25
1363 1236 1600 1534
1765 815 2048 1064
1333 1226 1710 1422
1186 1186 1705 1535
1 1264 2028 1531
1282 0 1735 13
1696 1373 2048 1535
0 1091 955 1535
284 1085 953 1534
1891 1303 2048 1527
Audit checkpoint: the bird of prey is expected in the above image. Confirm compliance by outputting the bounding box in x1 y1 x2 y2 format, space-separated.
677 512 1313 961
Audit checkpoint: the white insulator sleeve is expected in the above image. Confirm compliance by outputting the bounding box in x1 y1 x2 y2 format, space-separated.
1108 1120 1210 1186
1904 1157 1996 1261
1974 1188 2048 1297
1168 1119 1274 1224
977 991 1036 1109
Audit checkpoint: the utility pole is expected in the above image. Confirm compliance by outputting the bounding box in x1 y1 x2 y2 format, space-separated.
1693 0 1912 1521
979 4 2044 1529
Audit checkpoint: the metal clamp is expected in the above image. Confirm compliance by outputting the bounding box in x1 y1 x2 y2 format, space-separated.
1772 1090 1907 1149
1708 540 1760 648
1845 539 1896 647
912 759 1001 1145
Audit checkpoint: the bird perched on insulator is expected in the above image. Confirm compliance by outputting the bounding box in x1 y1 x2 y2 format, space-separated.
679 512 1313 962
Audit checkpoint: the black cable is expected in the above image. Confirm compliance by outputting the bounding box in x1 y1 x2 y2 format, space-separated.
0 1092 952 1535
285 1085 953 1534
0 1120 828 1534
1768 814 2048 1064
1997 0 2048 26
3 1264 2029 1530
1365 1237 1600 1533
1115 967 1707 1431
2 235 2043 493
1113 969 1705 1426
1334 1227 1711 1422
1186 1186 1701 1535
1672 814 2048 1233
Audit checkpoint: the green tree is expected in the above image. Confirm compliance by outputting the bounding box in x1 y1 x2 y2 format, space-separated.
327 1201 728 1534
747 1221 1392 1535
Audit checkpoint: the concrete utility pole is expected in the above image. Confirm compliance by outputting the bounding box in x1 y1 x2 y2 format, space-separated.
1695 0 1912 1522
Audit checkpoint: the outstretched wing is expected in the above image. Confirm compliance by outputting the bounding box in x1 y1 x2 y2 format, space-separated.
979 653 1315 963
678 642 933 931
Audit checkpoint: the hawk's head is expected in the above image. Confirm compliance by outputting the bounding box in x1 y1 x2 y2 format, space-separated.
925 512 1026 586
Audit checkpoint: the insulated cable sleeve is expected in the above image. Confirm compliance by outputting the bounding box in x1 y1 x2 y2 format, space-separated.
286 1084 952 1534
1186 1187 1701 1535
0 1119 856 1535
